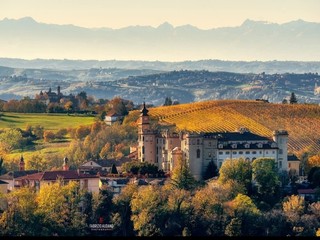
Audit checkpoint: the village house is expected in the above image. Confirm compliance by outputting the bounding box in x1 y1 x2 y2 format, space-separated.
14 157 100 194
0 156 38 192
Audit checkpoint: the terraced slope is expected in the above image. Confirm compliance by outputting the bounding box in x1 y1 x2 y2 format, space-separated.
147 100 320 154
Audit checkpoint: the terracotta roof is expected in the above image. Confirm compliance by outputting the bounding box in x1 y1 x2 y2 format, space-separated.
106 110 120 117
15 170 99 181
0 170 39 180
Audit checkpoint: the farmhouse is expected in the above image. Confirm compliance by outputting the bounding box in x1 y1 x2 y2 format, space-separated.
137 102 293 180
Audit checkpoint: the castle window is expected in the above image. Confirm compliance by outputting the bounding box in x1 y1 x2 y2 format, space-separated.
245 151 250 154
259 151 262 154
197 139 200 145
142 146 145 154
143 136 144 141
219 152 223 155
279 161 282 168
156 156 158 163
218 144 223 148
239 151 243 154
157 139 158 144
197 149 201 158
252 151 257 154
232 144 237 148
279 149 283 154
245 144 250 148
252 157 256 161
266 151 269 154
272 151 275 154
258 143 263 148
233 151 237 154
226 151 230 154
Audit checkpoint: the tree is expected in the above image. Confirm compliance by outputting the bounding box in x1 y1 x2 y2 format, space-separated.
225 193 262 236
289 92 298 104
307 154 320 168
218 158 252 194
0 186 41 236
130 185 168 236
170 157 197 191
252 158 281 205
43 130 56 143
110 164 118 174
203 160 218 180
0 128 24 153
112 184 138 236
164 97 173 106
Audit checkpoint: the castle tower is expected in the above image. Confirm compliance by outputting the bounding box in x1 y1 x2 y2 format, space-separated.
19 155 25 171
63 157 69 171
273 130 289 172
57 86 61 96
138 102 157 165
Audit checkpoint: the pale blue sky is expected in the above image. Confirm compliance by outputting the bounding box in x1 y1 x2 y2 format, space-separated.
1 0 319 29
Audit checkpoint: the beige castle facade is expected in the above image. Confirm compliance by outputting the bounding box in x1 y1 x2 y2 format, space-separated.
138 103 289 180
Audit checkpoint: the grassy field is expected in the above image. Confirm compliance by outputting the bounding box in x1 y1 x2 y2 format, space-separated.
0 112 96 131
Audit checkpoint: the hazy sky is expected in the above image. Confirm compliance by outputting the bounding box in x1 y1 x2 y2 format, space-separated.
1 0 319 29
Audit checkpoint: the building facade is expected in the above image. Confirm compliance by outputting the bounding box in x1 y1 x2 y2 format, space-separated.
138 103 289 180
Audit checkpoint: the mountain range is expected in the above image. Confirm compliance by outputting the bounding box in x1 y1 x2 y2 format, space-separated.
1 17 320 61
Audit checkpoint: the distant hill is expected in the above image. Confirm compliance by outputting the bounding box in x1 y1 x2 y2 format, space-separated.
1 58 320 74
144 99 320 155
0 67 319 105
1 17 320 62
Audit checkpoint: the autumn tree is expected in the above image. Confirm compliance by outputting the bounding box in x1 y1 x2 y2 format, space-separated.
224 193 262 236
36 180 88 235
130 185 168 236
43 130 56 143
170 157 197 191
0 128 24 153
0 186 43 236
112 184 138 236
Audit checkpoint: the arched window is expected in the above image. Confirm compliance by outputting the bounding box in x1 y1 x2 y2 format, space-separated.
252 157 256 161
197 149 201 158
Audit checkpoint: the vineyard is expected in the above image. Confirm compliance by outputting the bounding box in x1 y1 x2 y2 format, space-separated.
145 100 320 155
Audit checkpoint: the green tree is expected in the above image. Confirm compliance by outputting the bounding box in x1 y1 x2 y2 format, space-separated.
170 157 197 191
252 158 281 205
0 128 24 153
289 92 298 104
203 160 218 180
218 158 252 194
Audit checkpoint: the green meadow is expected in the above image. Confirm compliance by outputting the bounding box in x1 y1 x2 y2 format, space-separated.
0 112 96 131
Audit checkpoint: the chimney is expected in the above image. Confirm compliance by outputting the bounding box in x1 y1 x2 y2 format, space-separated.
19 155 25 171
63 157 69 171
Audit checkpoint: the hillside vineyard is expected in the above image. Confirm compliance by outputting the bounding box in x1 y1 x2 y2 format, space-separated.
146 100 320 155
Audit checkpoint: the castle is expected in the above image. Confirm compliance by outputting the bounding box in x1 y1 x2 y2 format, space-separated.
37 86 75 105
138 102 289 180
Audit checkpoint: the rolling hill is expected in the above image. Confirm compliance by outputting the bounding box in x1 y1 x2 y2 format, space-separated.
145 100 320 155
